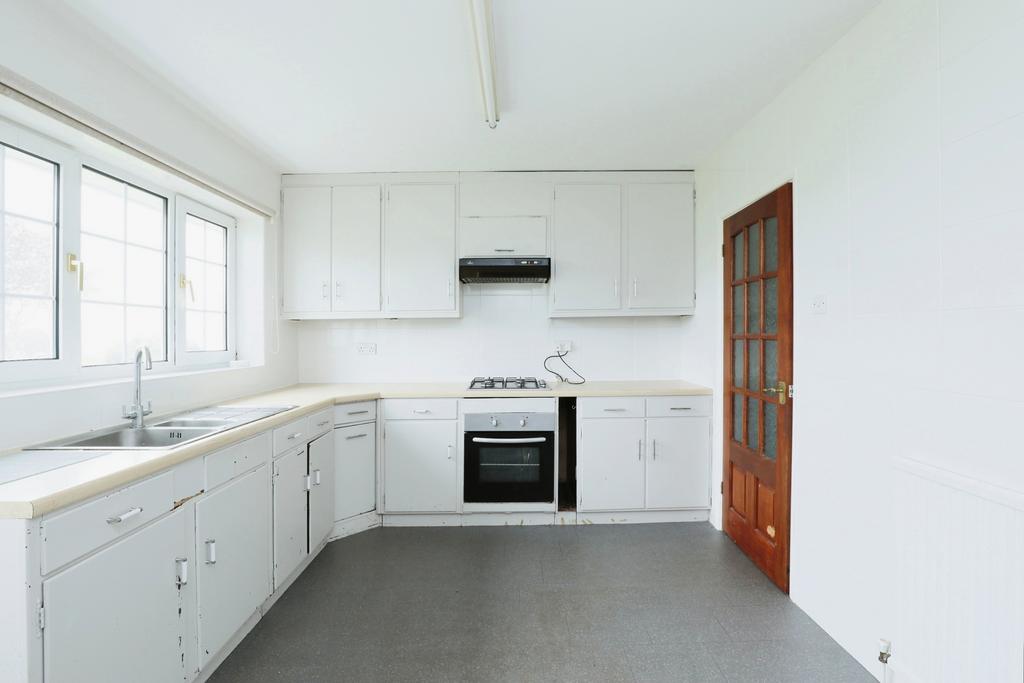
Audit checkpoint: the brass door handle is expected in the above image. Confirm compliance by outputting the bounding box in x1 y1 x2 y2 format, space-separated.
764 381 788 405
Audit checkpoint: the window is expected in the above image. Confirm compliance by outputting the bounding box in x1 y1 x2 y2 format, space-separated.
79 168 168 366
0 144 59 362
175 197 235 364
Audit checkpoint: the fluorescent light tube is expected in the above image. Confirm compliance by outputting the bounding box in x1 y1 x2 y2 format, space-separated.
469 0 499 129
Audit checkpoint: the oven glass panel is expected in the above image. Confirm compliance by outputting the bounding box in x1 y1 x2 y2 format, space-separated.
477 445 542 484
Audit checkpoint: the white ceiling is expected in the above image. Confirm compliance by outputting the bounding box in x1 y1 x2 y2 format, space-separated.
57 0 877 173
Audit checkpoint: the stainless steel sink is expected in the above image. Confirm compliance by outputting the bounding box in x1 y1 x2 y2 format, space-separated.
27 404 296 451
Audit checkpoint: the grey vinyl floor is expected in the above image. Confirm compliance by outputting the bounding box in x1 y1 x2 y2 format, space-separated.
210 523 874 683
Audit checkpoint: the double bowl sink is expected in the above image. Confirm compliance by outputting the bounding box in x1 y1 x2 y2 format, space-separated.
28 405 296 451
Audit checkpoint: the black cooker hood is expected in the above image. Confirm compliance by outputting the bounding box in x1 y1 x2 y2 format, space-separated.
458 257 551 284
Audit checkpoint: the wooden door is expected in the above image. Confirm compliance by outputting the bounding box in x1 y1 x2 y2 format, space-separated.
282 186 331 313
382 420 458 513
384 184 456 313
195 465 271 668
551 184 622 311
307 431 335 548
43 508 190 682
331 185 381 312
578 417 646 511
646 417 711 509
273 447 308 589
626 183 695 310
335 423 377 520
723 183 793 592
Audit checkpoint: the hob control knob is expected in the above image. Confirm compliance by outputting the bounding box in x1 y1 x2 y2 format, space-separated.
519 418 527 427
490 417 498 427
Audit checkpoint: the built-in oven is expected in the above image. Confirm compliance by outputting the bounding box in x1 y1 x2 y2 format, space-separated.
463 411 556 503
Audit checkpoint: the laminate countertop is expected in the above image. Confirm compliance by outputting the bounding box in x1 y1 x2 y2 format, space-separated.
0 379 711 519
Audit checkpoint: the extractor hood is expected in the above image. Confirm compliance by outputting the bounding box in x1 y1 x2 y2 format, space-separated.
458 257 551 284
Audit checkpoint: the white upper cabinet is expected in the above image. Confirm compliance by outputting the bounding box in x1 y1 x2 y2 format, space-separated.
459 176 552 216
331 185 381 313
384 183 457 314
626 183 695 312
282 186 331 314
550 184 622 312
460 216 547 257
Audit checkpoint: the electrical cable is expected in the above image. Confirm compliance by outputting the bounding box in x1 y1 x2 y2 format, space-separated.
543 350 586 385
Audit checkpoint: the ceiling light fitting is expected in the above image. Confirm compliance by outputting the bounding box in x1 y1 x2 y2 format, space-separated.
469 0 499 129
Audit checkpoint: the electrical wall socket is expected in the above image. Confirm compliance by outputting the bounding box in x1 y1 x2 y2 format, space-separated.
811 295 828 315
555 340 573 354
357 343 377 356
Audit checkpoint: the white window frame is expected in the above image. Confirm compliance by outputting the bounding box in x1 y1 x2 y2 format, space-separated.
174 196 236 367
0 118 76 384
76 158 175 379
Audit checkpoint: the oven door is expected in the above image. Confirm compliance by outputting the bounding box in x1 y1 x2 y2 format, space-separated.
463 431 555 503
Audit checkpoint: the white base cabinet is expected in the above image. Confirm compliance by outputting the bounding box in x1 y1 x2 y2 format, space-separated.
577 417 646 511
645 417 711 509
335 422 376 521
273 447 308 589
195 464 271 668
42 507 192 683
383 415 458 513
308 431 335 549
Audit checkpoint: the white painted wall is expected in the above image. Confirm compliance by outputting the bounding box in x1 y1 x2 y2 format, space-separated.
298 286 688 382
692 0 1024 679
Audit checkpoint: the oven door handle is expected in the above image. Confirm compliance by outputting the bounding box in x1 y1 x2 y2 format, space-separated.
471 437 547 444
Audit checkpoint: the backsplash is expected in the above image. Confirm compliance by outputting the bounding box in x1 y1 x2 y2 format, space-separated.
296 286 690 382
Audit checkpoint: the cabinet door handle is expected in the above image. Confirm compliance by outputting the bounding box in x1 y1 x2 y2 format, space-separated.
321 282 329 299
205 539 217 565
346 432 369 440
305 475 312 491
447 279 453 297
106 506 143 524
633 278 638 298
652 439 657 460
614 279 619 297
313 469 322 486
175 557 189 586
335 282 342 298
637 439 642 461
447 445 453 461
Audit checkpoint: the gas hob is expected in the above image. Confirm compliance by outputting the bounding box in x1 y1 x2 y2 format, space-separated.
468 376 548 390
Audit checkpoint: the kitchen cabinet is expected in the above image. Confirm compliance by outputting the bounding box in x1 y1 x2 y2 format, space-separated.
459 216 547 257
42 507 191 683
383 418 458 513
626 183 695 311
282 186 332 314
195 464 271 669
578 396 711 512
335 422 376 521
384 183 457 313
331 185 381 312
308 431 335 549
550 184 622 312
578 417 646 511
273 447 308 589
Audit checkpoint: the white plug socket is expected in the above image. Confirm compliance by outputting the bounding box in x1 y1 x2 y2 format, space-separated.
357 343 377 356
555 340 573 354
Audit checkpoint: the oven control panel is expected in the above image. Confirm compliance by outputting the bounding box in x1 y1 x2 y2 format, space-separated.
464 412 556 432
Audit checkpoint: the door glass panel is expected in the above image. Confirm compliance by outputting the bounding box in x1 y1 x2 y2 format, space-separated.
746 280 761 333
765 340 778 389
733 393 743 443
733 340 743 388
747 340 760 391
746 397 760 451
732 286 744 334
478 446 542 484
765 217 778 272
764 403 778 460
733 231 744 281
765 277 778 334
747 222 761 276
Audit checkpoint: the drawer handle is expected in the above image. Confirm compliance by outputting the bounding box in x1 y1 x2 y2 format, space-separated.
205 539 217 565
603 408 627 412
670 407 692 411
347 410 369 415
317 420 330 427
287 431 303 440
494 248 515 253
346 433 369 440
412 409 431 414
106 507 143 525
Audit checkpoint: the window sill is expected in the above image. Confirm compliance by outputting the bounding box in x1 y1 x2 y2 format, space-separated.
0 359 257 400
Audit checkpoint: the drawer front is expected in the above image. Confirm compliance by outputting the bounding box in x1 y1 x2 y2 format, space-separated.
578 397 645 419
41 471 175 574
307 408 334 439
645 395 712 418
381 398 457 420
206 432 272 489
334 400 377 425
273 416 309 455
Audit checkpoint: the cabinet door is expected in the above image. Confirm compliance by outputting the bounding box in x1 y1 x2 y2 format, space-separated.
578 418 645 511
43 508 189 683
384 184 456 313
282 186 332 313
383 420 458 512
273 448 308 589
332 185 381 312
195 465 271 668
308 432 336 549
626 183 695 310
335 423 376 520
551 184 621 311
646 417 711 509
